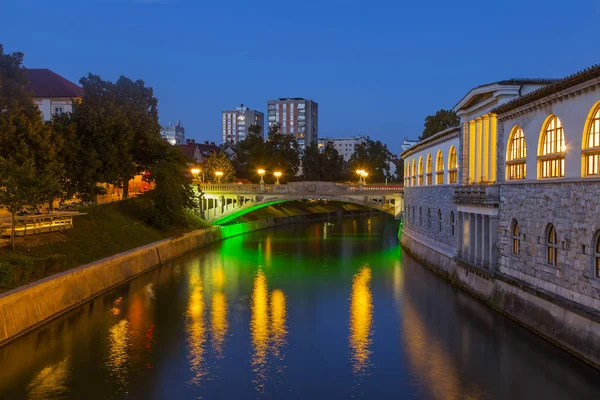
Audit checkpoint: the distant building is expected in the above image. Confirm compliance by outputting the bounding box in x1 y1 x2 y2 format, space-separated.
25 69 83 121
222 104 264 144
176 139 221 164
267 98 318 150
401 138 419 152
317 135 368 162
161 120 185 145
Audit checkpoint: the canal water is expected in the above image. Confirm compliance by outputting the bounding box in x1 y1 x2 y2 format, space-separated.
0 215 599 399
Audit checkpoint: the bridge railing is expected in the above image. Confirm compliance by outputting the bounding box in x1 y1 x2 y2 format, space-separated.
198 182 403 194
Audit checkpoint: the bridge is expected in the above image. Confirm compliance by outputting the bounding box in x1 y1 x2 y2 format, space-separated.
196 182 404 225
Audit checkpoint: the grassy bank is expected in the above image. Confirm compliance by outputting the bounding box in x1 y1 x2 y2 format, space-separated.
0 198 373 292
0 197 208 292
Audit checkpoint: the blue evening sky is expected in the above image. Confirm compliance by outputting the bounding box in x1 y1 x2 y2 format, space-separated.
2 0 599 153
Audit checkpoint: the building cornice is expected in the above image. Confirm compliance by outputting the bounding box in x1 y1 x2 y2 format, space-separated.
400 126 460 159
496 77 600 121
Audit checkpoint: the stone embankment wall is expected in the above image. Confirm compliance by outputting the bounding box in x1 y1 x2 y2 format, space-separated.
0 211 361 345
401 228 600 369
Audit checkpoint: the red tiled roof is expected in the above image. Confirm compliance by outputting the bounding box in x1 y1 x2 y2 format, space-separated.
25 68 83 98
176 144 199 159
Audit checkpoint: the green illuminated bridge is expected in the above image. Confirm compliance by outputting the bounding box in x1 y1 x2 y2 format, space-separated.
196 182 404 225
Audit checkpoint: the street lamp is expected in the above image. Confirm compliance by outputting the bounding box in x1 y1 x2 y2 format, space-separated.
361 171 368 184
257 169 266 184
215 171 223 184
274 171 282 185
356 169 365 184
191 168 200 182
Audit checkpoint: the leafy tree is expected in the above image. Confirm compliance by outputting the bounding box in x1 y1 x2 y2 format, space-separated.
264 123 300 181
348 139 394 182
0 45 63 247
420 109 459 140
203 151 236 183
234 129 268 181
301 142 344 181
145 144 195 229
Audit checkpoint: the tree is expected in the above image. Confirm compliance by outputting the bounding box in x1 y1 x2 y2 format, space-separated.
420 109 459 140
0 45 62 247
264 124 301 181
347 139 394 182
234 129 268 181
301 142 344 181
203 151 236 183
145 144 195 229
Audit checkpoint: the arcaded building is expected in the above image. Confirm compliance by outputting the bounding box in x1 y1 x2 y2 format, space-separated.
400 66 600 367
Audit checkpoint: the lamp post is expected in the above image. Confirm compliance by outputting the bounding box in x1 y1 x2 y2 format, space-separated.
257 169 266 184
274 171 282 185
191 168 200 182
356 169 365 185
215 171 223 184
361 171 368 185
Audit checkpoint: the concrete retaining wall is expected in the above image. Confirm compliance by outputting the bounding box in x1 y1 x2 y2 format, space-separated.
401 226 600 369
0 212 353 346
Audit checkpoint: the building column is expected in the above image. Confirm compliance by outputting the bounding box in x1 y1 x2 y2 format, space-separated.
457 212 464 259
482 215 490 268
469 120 476 184
469 213 476 263
489 215 498 272
483 114 490 183
490 114 498 182
474 214 481 265
476 117 483 183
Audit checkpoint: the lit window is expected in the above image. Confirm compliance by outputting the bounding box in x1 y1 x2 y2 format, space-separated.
426 153 432 185
436 150 444 184
438 209 442 232
547 224 558 266
507 126 527 180
539 115 565 179
512 220 520 254
448 146 458 183
418 157 424 186
412 160 416 186
583 104 600 176
594 232 600 278
450 211 455 236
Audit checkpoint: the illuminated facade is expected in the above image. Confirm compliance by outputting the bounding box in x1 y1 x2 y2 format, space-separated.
400 66 600 366
222 104 264 144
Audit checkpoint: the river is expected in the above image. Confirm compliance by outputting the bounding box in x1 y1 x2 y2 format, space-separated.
0 215 598 399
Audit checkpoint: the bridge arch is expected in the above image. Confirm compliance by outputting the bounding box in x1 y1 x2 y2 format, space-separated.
209 194 398 225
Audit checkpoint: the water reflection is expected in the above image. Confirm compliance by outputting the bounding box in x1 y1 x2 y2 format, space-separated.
211 292 228 357
186 269 207 386
106 319 131 391
250 270 288 391
27 357 70 399
349 266 373 375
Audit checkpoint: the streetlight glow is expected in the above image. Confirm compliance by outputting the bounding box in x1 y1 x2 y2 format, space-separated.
215 171 223 184
258 169 266 184
274 171 282 185
356 169 367 184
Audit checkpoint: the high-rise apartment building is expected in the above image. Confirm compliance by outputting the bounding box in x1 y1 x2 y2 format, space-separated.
161 120 185 145
267 98 318 149
222 104 264 144
317 135 368 162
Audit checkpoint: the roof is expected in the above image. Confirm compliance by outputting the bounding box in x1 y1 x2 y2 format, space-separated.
176 144 199 159
492 64 600 115
25 69 83 98
454 78 556 112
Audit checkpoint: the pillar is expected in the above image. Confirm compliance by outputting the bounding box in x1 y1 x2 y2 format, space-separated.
482 215 490 268
469 120 476 184
457 212 464 258
476 117 483 183
490 114 498 182
469 213 476 263
483 114 490 182
489 215 498 272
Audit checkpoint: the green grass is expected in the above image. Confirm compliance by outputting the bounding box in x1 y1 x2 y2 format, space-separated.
0 197 209 291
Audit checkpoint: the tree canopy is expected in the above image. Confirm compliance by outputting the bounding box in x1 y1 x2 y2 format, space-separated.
301 142 344 181
348 139 394 182
203 151 236 183
421 109 459 140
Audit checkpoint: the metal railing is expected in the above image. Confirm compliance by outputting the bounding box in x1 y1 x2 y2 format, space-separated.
198 182 403 195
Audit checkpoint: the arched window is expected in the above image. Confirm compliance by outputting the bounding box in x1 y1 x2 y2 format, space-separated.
426 153 433 185
539 115 565 179
419 207 422 226
412 160 416 186
594 232 600 278
512 220 520 254
507 126 527 180
436 150 444 184
546 224 558 266
427 208 431 228
450 211 455 236
448 146 458 183
583 103 600 176
438 209 442 232
418 157 424 186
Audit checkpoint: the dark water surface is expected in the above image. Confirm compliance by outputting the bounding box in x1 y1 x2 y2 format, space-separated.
1 215 599 399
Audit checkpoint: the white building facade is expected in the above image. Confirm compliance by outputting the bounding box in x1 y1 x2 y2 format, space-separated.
317 135 368 161
161 120 185 145
222 105 264 144
25 69 83 121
